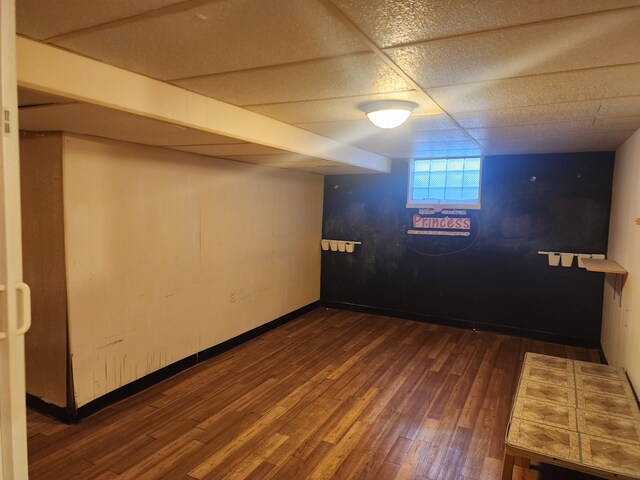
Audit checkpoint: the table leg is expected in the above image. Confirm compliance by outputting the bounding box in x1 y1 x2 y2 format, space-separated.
501 453 515 480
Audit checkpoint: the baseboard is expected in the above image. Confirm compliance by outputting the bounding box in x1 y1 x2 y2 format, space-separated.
598 346 609 365
593 346 640 408
74 354 198 421
196 302 318 363
28 301 319 423
321 301 600 349
26 394 73 423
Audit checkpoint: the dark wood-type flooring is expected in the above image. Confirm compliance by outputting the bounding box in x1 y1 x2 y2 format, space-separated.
27 308 601 479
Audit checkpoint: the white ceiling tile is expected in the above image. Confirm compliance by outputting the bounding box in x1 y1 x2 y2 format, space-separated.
415 140 481 151
593 116 640 130
453 97 640 130
385 9 640 88
468 122 638 144
479 135 631 155
483 138 620 155
467 121 596 141
408 115 460 131
426 64 640 113
296 117 460 158
18 103 241 146
296 115 455 140
247 91 441 124
415 148 484 158
17 1 640 162
297 119 414 143
349 140 415 159
329 0 639 48
481 143 599 155
174 53 412 106
54 0 368 80
597 96 640 118
169 144 288 156
321 129 474 159
451 102 601 129
413 129 471 143
16 0 185 40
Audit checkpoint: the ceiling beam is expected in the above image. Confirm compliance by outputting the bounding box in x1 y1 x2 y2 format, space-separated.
16 36 391 173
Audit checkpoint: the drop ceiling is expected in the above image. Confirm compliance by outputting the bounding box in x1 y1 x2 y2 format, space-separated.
15 0 640 173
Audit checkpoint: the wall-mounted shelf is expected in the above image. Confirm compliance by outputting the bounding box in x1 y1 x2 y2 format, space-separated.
582 258 627 275
537 251 603 268
321 239 362 253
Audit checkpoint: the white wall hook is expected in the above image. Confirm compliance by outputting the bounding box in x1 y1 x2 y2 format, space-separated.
561 253 574 268
538 251 605 269
321 239 362 253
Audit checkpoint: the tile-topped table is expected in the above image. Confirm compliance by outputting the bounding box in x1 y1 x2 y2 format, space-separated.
502 352 640 480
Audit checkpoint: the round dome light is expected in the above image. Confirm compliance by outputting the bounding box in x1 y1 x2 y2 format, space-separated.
360 100 419 129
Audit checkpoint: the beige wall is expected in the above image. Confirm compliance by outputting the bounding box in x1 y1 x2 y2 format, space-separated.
601 127 640 390
20 133 68 407
62 135 323 407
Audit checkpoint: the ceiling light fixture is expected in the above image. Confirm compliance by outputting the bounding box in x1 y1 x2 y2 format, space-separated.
360 100 418 129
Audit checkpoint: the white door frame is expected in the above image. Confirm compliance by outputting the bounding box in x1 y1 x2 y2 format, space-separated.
0 0 31 478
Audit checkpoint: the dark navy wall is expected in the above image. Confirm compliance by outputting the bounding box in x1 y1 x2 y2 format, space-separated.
321 152 615 347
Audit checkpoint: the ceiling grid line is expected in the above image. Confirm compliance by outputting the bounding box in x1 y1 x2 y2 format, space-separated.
16 0 640 164
43 0 221 43
416 61 640 91
379 5 640 51
167 52 375 83
434 94 640 115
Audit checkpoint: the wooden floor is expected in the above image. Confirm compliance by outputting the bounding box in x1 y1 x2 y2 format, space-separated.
27 308 601 480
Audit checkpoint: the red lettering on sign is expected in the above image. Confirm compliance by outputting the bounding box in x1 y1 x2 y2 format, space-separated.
412 215 471 230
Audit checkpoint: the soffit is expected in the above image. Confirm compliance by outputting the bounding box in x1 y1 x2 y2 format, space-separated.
19 101 241 146
17 88 71 107
17 92 378 174
169 144 288 156
16 40 390 174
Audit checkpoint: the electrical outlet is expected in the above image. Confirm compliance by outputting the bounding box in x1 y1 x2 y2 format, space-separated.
230 291 236 303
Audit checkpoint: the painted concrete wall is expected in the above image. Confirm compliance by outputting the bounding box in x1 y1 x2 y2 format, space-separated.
322 153 613 346
601 127 640 390
62 135 323 407
20 133 68 407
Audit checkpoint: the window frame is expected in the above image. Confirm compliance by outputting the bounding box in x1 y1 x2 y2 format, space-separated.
406 156 483 210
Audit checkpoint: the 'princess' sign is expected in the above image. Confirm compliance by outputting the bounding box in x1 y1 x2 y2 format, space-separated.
412 214 471 230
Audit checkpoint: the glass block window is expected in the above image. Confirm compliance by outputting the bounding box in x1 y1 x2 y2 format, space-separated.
407 157 482 209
